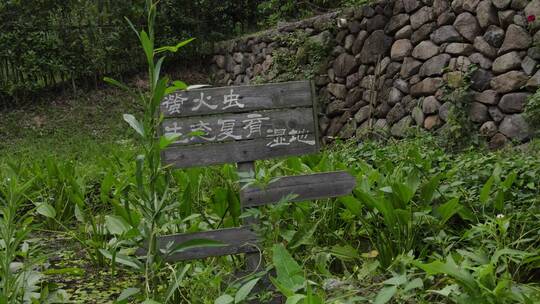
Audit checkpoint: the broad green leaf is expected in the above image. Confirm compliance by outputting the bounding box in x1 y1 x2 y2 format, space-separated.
374 286 397 304
270 276 295 298
155 38 195 54
329 245 360 261
289 220 320 249
437 197 463 224
234 278 260 303
160 134 180 149
116 287 140 302
480 176 494 204
413 256 477 293
105 215 132 235
420 174 441 203
123 114 144 137
403 278 423 292
99 249 142 271
339 195 362 216
214 294 234 304
285 294 305 304
36 203 56 218
382 274 406 286
140 30 154 65
272 244 304 292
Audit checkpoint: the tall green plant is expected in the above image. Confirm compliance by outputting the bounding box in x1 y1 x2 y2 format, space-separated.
104 1 221 301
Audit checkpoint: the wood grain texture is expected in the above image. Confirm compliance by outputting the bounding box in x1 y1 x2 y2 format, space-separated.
162 107 316 145
161 81 313 117
240 171 356 207
136 227 260 262
163 136 320 168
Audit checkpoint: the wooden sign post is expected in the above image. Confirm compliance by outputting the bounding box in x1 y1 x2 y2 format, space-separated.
137 80 356 298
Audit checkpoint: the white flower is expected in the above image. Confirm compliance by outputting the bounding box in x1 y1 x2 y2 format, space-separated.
496 214 504 219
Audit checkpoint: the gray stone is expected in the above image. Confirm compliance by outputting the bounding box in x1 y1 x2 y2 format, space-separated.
514 15 527 27
475 90 500 105
474 36 498 58
403 0 421 12
489 106 505 122
391 116 413 137
521 56 538 75
401 57 423 77
328 83 347 99
310 31 333 47
470 68 493 91
422 96 441 114
411 6 434 29
375 102 392 118
395 25 413 39
373 119 389 133
412 106 425 125
528 46 540 60
394 78 410 93
499 25 532 54
420 54 451 76
492 0 511 9
434 0 450 15
386 14 410 34
388 87 404 105
411 22 437 45
333 53 358 77
498 10 516 29
431 25 463 44
387 103 407 124
452 0 465 13
489 133 508 149
359 30 393 64
469 52 493 69
499 114 530 140
469 102 490 122
476 1 498 28
484 26 505 48
386 62 401 78
367 15 388 32
499 92 531 113
412 40 439 60
338 120 357 139
439 102 453 121
525 0 540 20
424 115 442 130
437 12 456 26
346 73 361 89
411 78 444 96
391 39 413 61
490 71 529 93
352 31 369 55
454 12 482 42
526 69 540 88
344 34 355 51
354 105 372 123
480 121 498 137
492 51 523 74
327 100 347 117
463 0 481 11
446 43 474 55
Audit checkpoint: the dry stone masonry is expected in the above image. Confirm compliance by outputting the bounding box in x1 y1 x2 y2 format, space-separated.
209 0 540 148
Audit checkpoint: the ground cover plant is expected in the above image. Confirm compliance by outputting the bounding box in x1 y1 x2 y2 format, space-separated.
1 2 540 304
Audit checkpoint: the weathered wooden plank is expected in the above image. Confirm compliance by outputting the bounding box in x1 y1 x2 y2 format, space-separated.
240 171 356 207
136 227 260 262
162 107 316 145
163 136 320 168
161 81 313 117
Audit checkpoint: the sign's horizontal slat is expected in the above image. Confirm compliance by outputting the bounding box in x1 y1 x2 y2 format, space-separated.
162 136 320 168
136 227 260 262
162 108 315 146
240 171 356 207
161 81 313 117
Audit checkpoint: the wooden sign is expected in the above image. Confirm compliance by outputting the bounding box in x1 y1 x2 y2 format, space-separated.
137 81 356 295
160 81 320 168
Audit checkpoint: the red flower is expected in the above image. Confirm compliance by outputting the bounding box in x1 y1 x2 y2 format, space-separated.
528 15 536 22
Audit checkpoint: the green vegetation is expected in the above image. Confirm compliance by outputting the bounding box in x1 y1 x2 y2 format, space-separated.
1 1 539 303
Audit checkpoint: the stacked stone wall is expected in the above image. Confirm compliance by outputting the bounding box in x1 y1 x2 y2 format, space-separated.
209 0 540 147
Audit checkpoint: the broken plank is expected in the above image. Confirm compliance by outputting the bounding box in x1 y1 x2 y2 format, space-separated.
240 171 356 207
136 227 260 262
